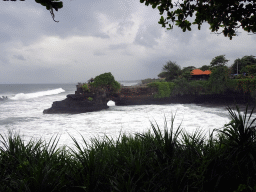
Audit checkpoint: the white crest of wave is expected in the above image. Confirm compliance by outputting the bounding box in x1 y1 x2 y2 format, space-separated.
10 88 65 100
107 100 115 106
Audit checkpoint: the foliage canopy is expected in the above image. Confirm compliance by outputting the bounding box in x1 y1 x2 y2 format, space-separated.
210 55 229 67
158 61 182 81
181 66 195 80
4 0 63 22
147 81 175 98
209 66 230 93
140 0 256 39
200 65 210 71
230 55 256 74
90 72 121 93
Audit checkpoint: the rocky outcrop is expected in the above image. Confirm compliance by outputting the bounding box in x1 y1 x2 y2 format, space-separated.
113 86 158 105
43 84 253 114
43 87 111 114
43 94 109 114
43 85 158 114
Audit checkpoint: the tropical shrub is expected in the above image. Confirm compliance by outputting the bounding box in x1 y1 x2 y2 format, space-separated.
208 66 230 94
189 80 209 95
147 82 174 98
213 106 256 191
231 56 256 74
149 79 210 97
171 78 191 95
171 78 205 96
228 78 256 94
82 84 90 92
181 66 195 80
1 106 256 191
90 72 121 93
246 65 256 76
158 61 182 81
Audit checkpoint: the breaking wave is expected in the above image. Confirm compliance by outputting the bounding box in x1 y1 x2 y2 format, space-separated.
10 88 65 100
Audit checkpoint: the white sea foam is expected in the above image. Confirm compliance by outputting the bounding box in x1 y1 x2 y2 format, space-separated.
10 88 65 100
2 84 251 149
107 100 115 106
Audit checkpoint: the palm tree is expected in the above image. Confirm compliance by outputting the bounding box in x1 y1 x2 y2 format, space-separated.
158 61 182 81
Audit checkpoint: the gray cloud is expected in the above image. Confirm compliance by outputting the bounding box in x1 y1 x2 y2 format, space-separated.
93 50 106 56
0 32 11 44
13 55 26 61
134 25 162 47
0 0 255 83
116 20 135 36
109 43 128 50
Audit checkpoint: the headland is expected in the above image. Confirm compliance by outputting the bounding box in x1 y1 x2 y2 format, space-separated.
43 83 253 114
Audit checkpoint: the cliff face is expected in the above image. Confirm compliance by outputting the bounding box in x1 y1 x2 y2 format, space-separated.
43 94 109 114
113 86 158 105
43 85 158 114
43 84 253 114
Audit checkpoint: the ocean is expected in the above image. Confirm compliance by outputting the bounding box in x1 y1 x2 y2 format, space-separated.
0 82 238 148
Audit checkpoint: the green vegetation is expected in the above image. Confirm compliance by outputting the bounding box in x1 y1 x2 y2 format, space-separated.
87 97 93 101
153 55 256 99
231 55 256 75
82 84 90 92
210 55 229 67
140 0 256 39
11 0 256 39
90 72 121 93
148 82 175 98
200 65 210 71
208 66 230 94
181 66 196 80
1 106 256 191
148 79 209 97
141 78 162 84
228 78 256 96
157 61 182 81
172 78 208 95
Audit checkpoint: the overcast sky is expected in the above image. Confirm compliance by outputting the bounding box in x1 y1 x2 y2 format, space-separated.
1 0 255 83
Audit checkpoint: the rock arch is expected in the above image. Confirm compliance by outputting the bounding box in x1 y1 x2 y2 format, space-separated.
43 84 158 114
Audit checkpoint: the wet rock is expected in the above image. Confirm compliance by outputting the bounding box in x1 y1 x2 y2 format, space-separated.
43 94 108 114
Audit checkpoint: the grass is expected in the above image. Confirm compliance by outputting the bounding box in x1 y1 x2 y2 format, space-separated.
1 106 256 192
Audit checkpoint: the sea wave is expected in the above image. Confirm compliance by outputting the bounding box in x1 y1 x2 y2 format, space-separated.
10 88 65 100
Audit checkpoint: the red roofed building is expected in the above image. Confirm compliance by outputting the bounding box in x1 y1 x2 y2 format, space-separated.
190 69 211 80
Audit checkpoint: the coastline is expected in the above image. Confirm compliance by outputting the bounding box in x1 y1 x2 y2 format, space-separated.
158 93 256 114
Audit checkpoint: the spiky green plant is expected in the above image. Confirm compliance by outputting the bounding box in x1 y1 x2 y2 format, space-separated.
220 105 256 148
206 105 256 192
0 131 69 192
136 114 185 191
1 106 256 192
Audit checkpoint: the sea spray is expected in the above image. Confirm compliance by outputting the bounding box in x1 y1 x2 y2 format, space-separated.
10 88 65 100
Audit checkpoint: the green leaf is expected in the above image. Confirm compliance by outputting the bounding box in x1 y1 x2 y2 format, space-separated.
152 3 158 9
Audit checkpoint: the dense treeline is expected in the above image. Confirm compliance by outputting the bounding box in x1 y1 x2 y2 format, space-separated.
1 106 256 191
147 55 256 99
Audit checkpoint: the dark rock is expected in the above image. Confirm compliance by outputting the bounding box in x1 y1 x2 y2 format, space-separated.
43 85 158 114
43 94 108 114
43 84 254 114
